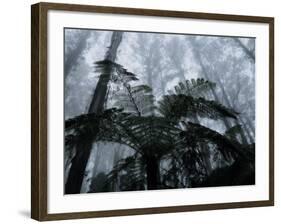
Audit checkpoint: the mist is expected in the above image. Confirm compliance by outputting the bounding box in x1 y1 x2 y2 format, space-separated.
64 28 255 194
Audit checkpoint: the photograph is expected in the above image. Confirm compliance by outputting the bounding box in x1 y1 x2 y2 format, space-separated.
64 29 256 195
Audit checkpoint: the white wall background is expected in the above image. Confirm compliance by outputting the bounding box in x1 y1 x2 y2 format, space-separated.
0 0 279 223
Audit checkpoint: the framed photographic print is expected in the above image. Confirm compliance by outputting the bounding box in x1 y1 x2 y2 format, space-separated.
31 2 274 221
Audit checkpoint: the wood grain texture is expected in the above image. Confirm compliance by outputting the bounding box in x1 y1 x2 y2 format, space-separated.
31 2 274 221
31 3 48 221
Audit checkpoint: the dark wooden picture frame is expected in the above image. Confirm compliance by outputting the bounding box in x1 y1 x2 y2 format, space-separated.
31 2 274 221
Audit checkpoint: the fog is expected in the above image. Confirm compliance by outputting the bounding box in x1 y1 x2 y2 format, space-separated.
64 29 255 193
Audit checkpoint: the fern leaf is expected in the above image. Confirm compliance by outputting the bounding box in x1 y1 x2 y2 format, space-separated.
158 94 238 120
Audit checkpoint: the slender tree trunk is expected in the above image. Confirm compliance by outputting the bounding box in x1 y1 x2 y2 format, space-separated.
65 139 93 194
65 31 123 194
88 32 123 114
91 145 103 178
111 145 122 191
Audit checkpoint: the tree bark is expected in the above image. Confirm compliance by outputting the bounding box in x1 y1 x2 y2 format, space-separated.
65 139 93 194
145 155 160 190
65 31 123 194
88 32 123 114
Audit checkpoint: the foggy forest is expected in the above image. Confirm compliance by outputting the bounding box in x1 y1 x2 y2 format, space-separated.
64 29 255 194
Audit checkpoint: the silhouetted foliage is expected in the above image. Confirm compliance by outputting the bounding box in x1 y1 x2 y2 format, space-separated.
65 60 255 192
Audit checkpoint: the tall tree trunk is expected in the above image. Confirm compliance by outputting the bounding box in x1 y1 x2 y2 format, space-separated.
145 155 160 190
65 138 93 194
65 31 123 194
88 32 123 114
111 145 122 191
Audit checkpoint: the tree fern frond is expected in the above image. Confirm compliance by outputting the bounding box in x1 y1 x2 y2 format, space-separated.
172 78 215 97
114 84 155 116
106 155 146 190
158 94 238 120
225 124 243 141
94 59 139 84
131 85 152 94
65 108 182 157
182 122 249 161
64 108 127 147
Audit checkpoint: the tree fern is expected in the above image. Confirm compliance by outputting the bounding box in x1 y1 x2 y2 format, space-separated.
113 84 156 116
182 122 250 161
158 94 238 121
106 155 146 191
94 59 139 84
65 68 252 191
169 78 215 97
225 124 244 142
96 115 181 156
